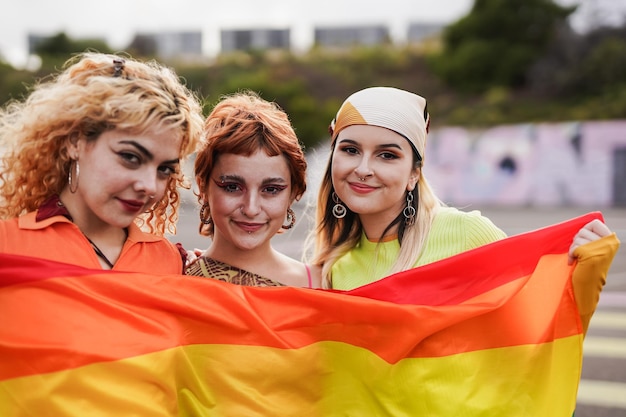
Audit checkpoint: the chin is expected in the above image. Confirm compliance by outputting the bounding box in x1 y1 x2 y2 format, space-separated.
234 243 262 252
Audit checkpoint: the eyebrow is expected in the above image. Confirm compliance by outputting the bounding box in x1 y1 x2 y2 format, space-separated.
262 177 288 185
338 138 404 150
219 174 288 185
119 140 180 165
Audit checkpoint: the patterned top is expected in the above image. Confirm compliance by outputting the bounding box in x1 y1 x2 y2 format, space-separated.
186 257 286 287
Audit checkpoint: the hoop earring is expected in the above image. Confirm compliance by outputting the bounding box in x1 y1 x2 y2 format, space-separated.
332 192 347 219
403 190 416 225
282 207 296 230
199 202 212 225
68 159 80 193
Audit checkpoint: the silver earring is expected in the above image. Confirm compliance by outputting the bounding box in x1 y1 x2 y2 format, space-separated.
282 207 296 230
332 192 347 219
403 191 416 225
68 159 79 193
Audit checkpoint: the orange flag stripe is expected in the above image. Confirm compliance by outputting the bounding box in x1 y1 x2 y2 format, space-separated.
0 213 599 382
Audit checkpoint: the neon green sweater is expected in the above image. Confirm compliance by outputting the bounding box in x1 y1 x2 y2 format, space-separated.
331 206 507 290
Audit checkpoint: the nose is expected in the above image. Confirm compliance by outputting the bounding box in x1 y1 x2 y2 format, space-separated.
354 156 373 179
241 190 262 217
135 169 159 198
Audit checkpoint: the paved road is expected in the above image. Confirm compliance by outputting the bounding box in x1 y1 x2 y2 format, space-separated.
172 202 625 415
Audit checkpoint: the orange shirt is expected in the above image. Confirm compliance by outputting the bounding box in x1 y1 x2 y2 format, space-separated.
0 211 183 274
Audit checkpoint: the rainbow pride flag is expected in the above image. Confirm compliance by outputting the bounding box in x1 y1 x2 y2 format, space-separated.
0 212 607 416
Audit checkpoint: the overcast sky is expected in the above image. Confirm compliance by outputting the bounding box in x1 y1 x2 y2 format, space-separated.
1 0 625 68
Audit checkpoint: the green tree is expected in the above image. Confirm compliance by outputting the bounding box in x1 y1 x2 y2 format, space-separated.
527 25 626 99
574 31 626 95
34 32 114 69
430 0 575 92
0 61 32 103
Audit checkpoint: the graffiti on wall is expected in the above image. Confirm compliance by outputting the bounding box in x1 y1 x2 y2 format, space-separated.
426 120 626 207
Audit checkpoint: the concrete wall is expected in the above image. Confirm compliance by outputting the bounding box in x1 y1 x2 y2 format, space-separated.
417 120 626 207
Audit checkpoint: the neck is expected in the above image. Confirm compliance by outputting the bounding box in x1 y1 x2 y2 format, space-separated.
59 190 126 241
58 191 128 268
204 237 277 272
360 215 400 242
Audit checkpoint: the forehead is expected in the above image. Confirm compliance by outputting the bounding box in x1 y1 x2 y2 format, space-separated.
336 124 410 149
213 150 290 178
92 125 183 158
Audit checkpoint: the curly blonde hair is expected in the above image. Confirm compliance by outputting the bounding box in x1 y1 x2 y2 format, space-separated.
0 52 204 235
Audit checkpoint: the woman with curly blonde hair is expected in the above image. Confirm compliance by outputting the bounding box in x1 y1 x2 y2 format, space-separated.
0 52 204 273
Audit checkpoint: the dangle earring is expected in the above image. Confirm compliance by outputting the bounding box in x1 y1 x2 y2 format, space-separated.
332 192 347 219
68 159 80 193
282 207 296 230
403 190 417 225
199 202 212 225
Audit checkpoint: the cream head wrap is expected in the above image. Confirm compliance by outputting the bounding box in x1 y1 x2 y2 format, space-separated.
329 87 430 161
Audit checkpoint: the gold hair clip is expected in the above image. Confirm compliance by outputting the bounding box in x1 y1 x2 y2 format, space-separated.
112 58 125 78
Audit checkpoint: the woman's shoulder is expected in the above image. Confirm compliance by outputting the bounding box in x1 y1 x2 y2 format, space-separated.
122 225 184 270
306 263 323 289
127 223 175 244
435 206 486 220
0 215 21 229
435 206 502 229
432 206 507 246
275 252 322 288
0 215 26 251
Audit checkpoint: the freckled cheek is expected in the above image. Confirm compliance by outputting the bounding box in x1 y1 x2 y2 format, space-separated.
265 199 291 219
330 156 352 182
209 194 243 216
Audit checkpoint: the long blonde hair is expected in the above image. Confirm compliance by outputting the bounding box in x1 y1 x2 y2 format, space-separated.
0 52 204 235
309 87 442 287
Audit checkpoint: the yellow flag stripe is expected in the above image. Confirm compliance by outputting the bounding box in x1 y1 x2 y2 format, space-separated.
0 335 582 417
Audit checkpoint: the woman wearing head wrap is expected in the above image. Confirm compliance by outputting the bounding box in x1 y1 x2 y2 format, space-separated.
311 87 505 290
187 91 321 288
311 87 618 327
0 52 204 273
